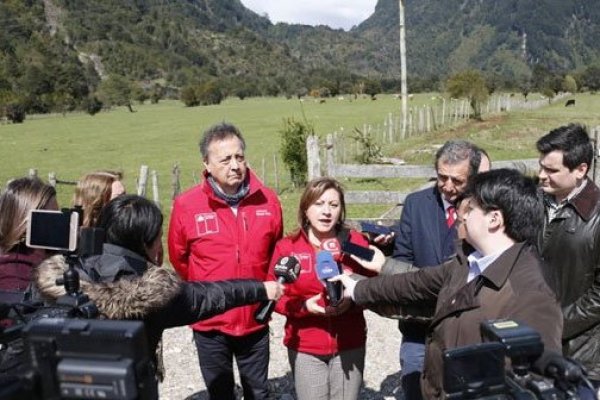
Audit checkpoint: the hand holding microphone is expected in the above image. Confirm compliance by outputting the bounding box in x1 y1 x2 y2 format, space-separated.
254 256 300 324
316 244 342 306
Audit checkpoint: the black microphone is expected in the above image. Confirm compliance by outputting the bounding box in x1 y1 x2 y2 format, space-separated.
254 256 300 324
316 251 342 306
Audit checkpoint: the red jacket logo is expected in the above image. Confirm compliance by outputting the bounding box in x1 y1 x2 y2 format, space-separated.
195 213 219 236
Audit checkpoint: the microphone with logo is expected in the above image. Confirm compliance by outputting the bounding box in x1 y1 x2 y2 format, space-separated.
316 243 343 307
254 256 300 324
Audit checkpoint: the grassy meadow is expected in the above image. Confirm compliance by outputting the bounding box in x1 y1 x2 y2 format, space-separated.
1 93 599 235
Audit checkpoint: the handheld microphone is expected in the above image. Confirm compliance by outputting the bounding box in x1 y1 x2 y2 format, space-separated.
254 256 300 324
316 251 342 306
321 238 342 261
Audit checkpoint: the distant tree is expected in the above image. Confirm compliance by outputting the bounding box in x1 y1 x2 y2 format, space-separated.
5 103 26 123
280 118 313 188
180 85 199 107
446 70 489 121
133 86 149 104
582 65 600 92
196 81 224 105
318 87 331 98
98 75 135 112
150 84 164 104
82 96 103 116
562 75 578 93
363 79 382 99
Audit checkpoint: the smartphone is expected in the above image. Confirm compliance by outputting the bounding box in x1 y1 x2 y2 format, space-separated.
341 240 375 261
26 209 79 252
360 222 392 236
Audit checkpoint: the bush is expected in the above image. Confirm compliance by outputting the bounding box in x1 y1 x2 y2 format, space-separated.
351 127 382 164
82 96 103 116
180 85 199 107
280 118 314 188
5 103 26 123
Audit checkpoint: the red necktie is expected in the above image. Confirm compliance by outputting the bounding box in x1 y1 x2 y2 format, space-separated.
446 206 456 227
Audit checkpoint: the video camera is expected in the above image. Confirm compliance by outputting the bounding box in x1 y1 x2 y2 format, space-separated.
443 319 595 400
0 208 159 399
1 318 157 400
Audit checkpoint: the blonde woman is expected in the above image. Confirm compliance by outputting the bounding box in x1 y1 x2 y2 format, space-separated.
0 177 58 295
73 170 125 227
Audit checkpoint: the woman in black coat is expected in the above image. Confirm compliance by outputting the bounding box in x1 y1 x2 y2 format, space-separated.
35 195 282 383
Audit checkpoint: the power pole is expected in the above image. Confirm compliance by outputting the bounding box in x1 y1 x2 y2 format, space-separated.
399 0 408 137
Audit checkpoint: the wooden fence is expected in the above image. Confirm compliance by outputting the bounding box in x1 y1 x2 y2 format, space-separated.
307 124 600 221
26 155 283 208
331 93 570 165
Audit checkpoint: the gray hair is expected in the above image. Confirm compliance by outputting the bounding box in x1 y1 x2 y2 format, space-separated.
435 140 481 178
198 122 246 160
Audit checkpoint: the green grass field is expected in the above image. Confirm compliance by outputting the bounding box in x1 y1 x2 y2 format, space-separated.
1 93 599 233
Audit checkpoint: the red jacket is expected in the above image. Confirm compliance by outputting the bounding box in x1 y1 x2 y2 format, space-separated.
270 229 376 355
168 170 283 336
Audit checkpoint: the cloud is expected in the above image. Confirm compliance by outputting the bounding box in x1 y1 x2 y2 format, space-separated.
240 0 377 30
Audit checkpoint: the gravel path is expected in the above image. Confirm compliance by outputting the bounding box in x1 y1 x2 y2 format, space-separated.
159 312 404 400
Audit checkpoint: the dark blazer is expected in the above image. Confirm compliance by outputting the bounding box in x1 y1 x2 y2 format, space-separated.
392 185 457 267
354 242 563 400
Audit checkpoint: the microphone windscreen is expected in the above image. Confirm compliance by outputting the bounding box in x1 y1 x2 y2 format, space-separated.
274 256 301 283
315 251 340 281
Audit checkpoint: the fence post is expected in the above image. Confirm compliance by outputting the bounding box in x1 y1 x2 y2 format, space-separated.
594 127 600 186
171 163 181 199
326 134 335 177
151 170 160 208
137 165 149 196
29 168 38 178
306 135 321 181
48 172 57 187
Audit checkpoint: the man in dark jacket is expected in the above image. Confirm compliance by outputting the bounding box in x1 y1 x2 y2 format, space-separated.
537 124 600 387
334 169 563 399
389 140 489 399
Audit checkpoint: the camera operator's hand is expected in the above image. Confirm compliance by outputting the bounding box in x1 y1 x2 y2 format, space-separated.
348 245 386 273
263 281 285 301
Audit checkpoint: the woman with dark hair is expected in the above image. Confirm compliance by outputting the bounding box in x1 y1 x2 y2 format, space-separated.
268 177 376 400
0 177 58 299
35 194 283 385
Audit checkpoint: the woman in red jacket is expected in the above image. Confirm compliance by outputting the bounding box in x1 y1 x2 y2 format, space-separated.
270 177 375 400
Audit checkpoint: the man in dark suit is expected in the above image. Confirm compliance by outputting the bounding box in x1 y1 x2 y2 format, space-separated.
391 139 489 399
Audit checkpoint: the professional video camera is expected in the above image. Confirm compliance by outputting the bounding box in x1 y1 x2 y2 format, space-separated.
0 208 158 399
443 319 596 400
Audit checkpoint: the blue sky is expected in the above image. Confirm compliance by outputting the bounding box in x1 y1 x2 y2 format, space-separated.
240 1 377 31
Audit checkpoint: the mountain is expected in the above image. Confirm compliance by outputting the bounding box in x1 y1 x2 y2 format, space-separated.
1 0 599 117
355 0 600 78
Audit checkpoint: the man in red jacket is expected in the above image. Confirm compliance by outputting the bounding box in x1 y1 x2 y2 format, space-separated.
168 122 283 400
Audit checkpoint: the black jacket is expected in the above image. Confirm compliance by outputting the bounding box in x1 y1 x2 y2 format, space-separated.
539 179 600 379
35 250 268 377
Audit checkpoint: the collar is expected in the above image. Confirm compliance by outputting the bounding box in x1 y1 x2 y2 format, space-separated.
467 244 512 282
474 242 527 289
201 169 262 204
550 178 600 221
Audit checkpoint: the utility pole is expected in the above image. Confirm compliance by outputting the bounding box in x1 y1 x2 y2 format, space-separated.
399 0 408 137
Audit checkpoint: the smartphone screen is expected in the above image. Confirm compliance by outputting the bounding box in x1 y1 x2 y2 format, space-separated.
26 210 79 252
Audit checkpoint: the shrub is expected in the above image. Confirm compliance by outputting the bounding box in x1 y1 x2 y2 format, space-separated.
280 118 313 188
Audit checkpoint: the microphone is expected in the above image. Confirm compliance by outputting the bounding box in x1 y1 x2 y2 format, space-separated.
254 256 300 324
321 238 342 261
316 251 342 306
